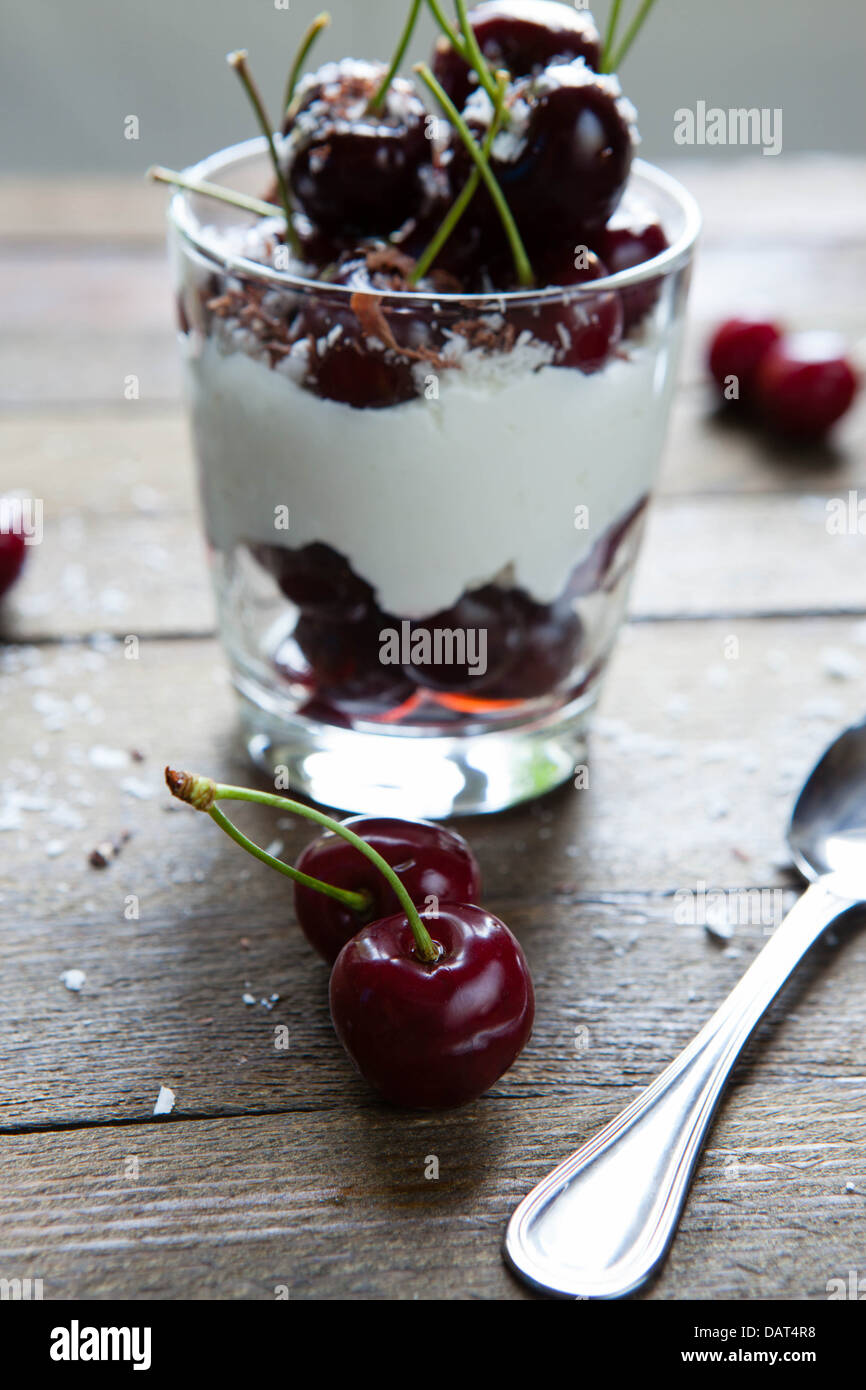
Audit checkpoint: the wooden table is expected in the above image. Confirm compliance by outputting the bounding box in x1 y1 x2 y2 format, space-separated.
2 160 865 1301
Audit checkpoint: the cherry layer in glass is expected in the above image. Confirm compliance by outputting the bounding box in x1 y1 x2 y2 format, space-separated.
170 142 698 817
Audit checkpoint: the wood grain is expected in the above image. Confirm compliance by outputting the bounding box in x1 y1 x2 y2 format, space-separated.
0 1083 863 1300
2 160 865 1301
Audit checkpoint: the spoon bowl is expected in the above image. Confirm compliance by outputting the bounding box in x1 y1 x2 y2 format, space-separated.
790 716 866 894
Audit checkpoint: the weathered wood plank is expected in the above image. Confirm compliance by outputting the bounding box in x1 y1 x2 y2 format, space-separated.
4 244 863 405
0 1082 862 1300
0 511 213 641
660 389 866 496
1 619 865 1130
3 487 864 645
0 179 168 243
634 493 866 619
2 159 865 1303
3 160 864 246
1 410 195 515
5 392 865 517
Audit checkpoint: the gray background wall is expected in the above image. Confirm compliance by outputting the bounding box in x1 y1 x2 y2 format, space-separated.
2 0 864 174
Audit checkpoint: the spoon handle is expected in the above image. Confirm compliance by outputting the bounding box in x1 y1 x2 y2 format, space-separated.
504 881 852 1299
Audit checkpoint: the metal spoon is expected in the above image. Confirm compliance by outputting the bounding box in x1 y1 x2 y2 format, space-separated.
504 717 866 1299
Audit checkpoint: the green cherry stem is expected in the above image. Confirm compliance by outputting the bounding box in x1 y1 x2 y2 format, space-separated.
370 0 423 111
148 166 282 219
425 0 468 56
227 49 302 256
454 0 500 106
208 805 371 913
409 73 505 285
283 11 331 117
608 0 659 71
415 63 534 287
601 0 624 72
165 769 440 963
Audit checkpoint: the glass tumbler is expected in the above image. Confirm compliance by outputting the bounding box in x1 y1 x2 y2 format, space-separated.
169 139 699 817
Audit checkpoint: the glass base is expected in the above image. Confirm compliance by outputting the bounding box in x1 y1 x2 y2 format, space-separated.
236 676 594 818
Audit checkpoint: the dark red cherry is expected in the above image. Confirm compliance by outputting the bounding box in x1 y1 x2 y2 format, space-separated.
253 541 375 622
305 326 418 410
597 217 669 330
403 584 527 692
432 1 601 110
482 594 583 700
516 249 623 372
0 499 28 600
494 62 636 242
568 495 649 597
754 333 859 439
284 60 433 239
708 317 782 400
329 904 534 1108
287 611 415 712
296 257 424 409
294 816 482 963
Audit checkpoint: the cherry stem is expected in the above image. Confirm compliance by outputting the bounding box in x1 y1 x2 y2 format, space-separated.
601 0 624 71
165 769 440 963
415 63 534 287
608 0 659 71
425 0 468 57
148 166 282 219
227 49 302 256
410 73 505 284
283 12 331 117
370 0 423 112
208 805 372 913
454 0 500 107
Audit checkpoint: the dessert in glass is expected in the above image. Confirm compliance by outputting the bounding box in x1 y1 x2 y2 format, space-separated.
161 2 700 816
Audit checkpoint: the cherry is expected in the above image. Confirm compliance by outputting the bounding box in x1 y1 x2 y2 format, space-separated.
515 248 623 372
295 255 434 409
285 611 415 713
404 584 527 692
443 60 636 283
294 816 481 963
432 1 602 111
597 216 669 330
754 333 859 439
482 593 583 700
329 905 534 1108
0 499 27 600
284 60 434 239
485 62 636 242
305 328 419 410
708 317 782 401
166 771 534 1110
253 541 375 622
568 495 649 597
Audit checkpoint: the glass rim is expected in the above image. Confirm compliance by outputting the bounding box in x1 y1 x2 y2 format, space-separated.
167 138 702 308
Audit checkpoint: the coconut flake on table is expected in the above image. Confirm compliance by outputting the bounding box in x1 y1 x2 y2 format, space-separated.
60 968 86 992
820 647 862 681
153 1085 176 1116
88 745 130 770
120 777 155 800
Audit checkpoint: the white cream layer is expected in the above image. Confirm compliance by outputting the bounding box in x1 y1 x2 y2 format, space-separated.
186 327 677 618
